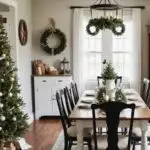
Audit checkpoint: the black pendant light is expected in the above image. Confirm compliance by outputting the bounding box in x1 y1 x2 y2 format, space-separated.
90 0 122 11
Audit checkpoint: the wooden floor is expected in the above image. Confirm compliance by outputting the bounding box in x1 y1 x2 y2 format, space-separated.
25 119 62 150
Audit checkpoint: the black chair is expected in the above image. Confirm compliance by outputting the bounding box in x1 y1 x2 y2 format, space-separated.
91 101 135 150
71 82 79 104
97 76 103 87
132 84 150 149
64 87 75 115
115 76 122 86
141 78 150 103
56 92 92 150
97 76 122 87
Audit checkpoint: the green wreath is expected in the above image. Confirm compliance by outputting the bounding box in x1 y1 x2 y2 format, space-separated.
112 23 125 36
86 19 100 36
40 29 66 55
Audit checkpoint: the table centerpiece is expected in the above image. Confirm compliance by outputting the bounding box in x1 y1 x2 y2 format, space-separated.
96 87 126 104
101 60 117 99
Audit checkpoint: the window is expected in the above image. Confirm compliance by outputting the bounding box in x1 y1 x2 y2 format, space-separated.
73 9 141 92
82 16 133 83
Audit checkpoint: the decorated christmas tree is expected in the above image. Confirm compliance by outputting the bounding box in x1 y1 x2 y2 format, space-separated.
0 21 28 148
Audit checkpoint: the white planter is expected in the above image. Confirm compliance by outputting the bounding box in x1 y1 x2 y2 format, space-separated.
106 79 116 100
106 79 115 90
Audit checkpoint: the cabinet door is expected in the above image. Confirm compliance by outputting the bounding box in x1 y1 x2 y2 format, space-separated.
34 79 52 118
51 77 72 116
51 86 59 116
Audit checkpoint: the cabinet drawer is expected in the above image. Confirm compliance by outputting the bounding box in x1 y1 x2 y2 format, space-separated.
34 76 72 86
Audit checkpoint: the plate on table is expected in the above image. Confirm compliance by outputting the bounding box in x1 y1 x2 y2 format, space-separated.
83 90 95 97
122 89 136 95
127 101 146 108
126 95 139 101
77 103 91 109
80 97 94 103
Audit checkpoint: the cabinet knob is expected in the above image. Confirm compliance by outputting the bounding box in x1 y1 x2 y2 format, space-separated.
42 80 47 82
58 80 63 82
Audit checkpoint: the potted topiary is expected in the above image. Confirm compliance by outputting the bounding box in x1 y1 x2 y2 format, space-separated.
101 60 117 99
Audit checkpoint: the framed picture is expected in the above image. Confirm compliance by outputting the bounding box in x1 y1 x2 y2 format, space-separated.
18 19 28 45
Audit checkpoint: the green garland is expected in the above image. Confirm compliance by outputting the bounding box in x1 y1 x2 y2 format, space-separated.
86 17 125 36
40 29 66 55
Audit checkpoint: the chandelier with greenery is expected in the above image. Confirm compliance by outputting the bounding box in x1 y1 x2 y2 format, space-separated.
86 0 125 36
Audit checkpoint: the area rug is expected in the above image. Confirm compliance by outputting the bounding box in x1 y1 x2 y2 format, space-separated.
52 131 147 150
52 131 88 150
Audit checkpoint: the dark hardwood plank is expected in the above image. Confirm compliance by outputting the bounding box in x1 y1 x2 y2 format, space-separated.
25 119 62 150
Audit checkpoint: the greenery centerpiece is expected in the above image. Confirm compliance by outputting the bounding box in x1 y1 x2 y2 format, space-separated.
96 87 126 104
101 60 117 99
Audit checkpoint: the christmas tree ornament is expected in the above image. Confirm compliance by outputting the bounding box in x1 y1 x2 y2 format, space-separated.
6 61 9 66
0 78 4 82
0 92 3 97
8 93 13 97
10 77 14 82
0 103 3 108
12 73 15 77
0 127 2 131
2 53 6 58
12 117 16 121
0 116 5 121
17 93 21 97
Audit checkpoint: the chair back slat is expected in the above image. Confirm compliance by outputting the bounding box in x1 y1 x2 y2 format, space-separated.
91 102 135 150
65 87 75 110
115 76 122 86
97 76 103 86
63 88 71 115
71 82 79 104
141 78 150 104
145 84 150 108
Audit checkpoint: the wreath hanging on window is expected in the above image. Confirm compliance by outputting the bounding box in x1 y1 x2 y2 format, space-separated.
40 18 67 55
86 17 125 36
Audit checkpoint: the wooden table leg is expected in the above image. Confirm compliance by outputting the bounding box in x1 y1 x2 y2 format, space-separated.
77 120 84 150
141 121 148 150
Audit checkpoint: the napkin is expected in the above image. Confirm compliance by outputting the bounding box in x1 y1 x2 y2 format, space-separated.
126 95 139 101
122 89 136 95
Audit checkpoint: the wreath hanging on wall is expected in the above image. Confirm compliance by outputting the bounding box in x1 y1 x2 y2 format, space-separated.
40 18 67 55
86 17 125 36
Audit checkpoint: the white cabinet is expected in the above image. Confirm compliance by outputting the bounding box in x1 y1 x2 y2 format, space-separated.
33 76 72 119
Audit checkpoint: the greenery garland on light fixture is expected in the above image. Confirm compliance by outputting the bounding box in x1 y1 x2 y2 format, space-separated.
86 17 125 36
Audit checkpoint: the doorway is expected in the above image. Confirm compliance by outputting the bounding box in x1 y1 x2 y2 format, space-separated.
0 0 18 68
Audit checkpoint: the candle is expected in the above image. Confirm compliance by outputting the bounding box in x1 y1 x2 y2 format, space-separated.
105 95 109 101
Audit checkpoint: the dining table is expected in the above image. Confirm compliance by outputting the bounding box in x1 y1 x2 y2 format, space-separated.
69 88 150 150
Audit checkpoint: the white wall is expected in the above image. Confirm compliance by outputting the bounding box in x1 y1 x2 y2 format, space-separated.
32 0 150 79
14 0 32 119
